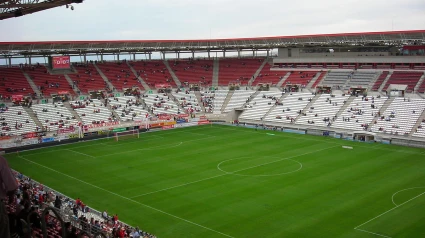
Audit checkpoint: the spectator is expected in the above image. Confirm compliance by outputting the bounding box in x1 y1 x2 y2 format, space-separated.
0 155 19 238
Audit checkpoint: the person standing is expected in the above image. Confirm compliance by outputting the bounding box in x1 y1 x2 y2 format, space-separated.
0 155 18 238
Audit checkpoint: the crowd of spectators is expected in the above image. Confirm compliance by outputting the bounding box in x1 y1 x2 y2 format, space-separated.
2 168 156 238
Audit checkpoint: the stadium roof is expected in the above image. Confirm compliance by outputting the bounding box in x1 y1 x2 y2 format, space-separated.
0 0 83 20
1 30 425 56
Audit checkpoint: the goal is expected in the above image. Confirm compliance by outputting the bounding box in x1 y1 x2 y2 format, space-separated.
115 129 140 141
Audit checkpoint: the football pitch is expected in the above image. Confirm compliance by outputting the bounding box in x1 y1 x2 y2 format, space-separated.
5 124 425 238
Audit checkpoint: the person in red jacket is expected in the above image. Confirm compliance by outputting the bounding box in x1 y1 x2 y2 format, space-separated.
118 227 125 238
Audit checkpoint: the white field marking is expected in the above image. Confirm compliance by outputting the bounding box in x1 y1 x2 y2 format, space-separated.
65 149 97 159
18 155 234 238
23 127 213 156
354 190 425 234
391 186 425 206
23 134 169 157
130 145 335 198
217 157 302 177
95 142 184 158
95 135 217 158
217 126 425 155
130 174 227 198
354 228 392 238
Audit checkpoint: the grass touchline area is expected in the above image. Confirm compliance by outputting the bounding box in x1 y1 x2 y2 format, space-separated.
6 124 425 238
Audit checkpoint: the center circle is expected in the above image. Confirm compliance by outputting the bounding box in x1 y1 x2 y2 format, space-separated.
217 156 302 177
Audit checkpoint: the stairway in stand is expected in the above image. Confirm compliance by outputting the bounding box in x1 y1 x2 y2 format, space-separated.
163 60 182 87
276 72 291 88
334 95 355 118
63 101 83 122
212 59 220 88
194 91 206 112
93 64 115 92
23 107 43 128
220 90 234 112
378 71 393 92
21 69 42 96
409 107 425 136
368 97 394 127
248 59 269 86
306 71 325 89
263 92 288 119
413 72 425 93
64 74 81 95
294 94 320 122
127 61 151 90
239 91 260 109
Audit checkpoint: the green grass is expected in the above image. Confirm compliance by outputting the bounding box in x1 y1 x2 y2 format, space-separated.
5 124 425 238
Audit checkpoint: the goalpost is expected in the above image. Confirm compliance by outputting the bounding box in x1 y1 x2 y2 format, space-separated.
114 129 140 141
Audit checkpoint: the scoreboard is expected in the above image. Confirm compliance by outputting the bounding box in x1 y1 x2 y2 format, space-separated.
49 56 71 70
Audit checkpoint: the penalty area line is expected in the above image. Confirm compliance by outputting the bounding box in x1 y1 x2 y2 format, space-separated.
354 190 425 237
18 155 234 238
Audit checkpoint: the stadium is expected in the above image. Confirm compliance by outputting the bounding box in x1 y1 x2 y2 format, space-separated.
0 1 425 238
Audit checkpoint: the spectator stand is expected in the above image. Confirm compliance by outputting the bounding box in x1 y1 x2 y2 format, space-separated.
0 105 38 136
370 97 425 136
0 66 35 99
108 96 150 122
69 63 110 94
172 89 202 115
212 90 229 114
296 94 351 127
218 58 264 86
142 92 180 115
24 64 76 97
199 90 215 113
265 92 313 124
252 62 289 86
412 117 425 138
282 71 319 92
95 61 146 91
170 59 213 87
382 71 424 93
70 99 116 125
31 102 79 132
331 96 388 131
239 91 283 122
223 90 256 113
130 60 176 87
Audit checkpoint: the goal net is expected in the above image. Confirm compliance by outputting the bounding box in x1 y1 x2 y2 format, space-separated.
115 129 140 141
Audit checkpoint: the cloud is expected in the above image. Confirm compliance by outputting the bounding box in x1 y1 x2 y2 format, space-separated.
0 0 424 41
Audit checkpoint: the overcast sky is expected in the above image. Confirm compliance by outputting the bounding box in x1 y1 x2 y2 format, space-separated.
0 0 424 42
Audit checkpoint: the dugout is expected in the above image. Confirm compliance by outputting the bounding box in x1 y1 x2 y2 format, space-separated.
353 131 376 142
